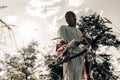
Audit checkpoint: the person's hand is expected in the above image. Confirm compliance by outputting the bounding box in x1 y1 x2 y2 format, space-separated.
60 40 67 45
68 39 80 48
62 54 69 62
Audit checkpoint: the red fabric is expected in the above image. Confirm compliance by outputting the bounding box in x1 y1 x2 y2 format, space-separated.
56 44 63 54
82 59 90 80
82 62 87 79
56 40 67 54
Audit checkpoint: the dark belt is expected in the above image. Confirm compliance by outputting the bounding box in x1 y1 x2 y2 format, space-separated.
54 49 87 65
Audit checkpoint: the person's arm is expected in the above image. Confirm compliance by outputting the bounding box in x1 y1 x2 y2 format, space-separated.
57 25 68 42
56 25 68 53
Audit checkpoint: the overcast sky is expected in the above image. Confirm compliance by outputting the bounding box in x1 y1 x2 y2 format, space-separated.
0 0 120 53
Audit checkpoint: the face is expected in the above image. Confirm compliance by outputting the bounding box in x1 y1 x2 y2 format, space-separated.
65 14 76 27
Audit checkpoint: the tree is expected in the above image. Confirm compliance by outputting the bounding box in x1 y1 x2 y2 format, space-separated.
18 41 39 80
0 41 41 80
0 5 17 46
77 13 120 80
0 6 22 80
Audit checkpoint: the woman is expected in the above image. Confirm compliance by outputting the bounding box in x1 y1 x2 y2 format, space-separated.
57 11 87 80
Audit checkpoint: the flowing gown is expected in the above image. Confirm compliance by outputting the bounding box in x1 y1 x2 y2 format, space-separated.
57 25 85 80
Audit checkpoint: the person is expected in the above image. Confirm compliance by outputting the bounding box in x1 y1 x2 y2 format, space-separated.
56 11 88 80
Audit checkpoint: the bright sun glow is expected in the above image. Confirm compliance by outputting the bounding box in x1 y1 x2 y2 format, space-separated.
18 23 39 42
7 15 17 23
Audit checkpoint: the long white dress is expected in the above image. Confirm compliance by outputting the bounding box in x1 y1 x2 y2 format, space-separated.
57 25 85 80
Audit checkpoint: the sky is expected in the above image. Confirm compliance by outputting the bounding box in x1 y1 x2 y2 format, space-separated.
0 0 120 55
0 0 120 75
0 0 120 54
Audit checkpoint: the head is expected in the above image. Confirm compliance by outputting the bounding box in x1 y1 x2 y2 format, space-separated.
65 11 76 27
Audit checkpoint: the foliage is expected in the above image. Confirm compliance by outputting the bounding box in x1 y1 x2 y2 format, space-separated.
48 57 63 80
0 5 7 9
78 13 120 49
43 44 63 80
0 41 41 80
77 13 120 80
